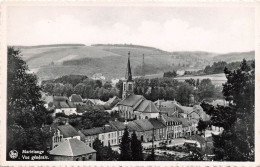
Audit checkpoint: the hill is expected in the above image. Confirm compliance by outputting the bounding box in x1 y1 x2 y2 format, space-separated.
212 51 254 63
12 44 254 81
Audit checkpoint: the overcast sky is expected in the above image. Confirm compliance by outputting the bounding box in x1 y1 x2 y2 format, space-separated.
7 5 255 53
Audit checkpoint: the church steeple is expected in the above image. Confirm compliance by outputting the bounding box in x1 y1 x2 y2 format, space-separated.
125 52 133 81
122 51 134 99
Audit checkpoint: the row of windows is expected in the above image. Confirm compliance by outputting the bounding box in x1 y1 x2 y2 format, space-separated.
75 154 93 161
109 139 117 145
166 121 181 126
108 132 117 138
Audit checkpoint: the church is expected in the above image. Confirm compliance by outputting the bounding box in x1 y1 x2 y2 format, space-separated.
117 52 160 120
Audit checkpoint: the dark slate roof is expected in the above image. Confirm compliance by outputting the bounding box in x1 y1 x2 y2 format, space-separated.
52 96 75 109
178 118 192 127
109 121 126 131
161 114 182 124
127 121 143 132
118 94 143 107
134 100 160 113
70 94 83 102
105 96 121 107
54 96 69 101
81 125 116 136
57 125 80 138
49 138 96 156
133 119 154 131
149 118 166 129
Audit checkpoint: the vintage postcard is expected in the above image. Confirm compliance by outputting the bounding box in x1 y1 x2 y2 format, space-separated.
0 1 259 166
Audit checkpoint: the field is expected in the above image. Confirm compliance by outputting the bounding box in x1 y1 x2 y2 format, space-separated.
175 73 227 85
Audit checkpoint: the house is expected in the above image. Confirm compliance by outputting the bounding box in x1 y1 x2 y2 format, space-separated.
160 114 182 143
109 120 128 144
148 118 167 141
69 94 84 105
178 118 192 137
49 138 96 161
105 96 121 108
211 99 228 106
128 119 154 144
117 53 160 120
48 96 77 116
80 128 100 147
91 73 106 81
81 125 118 147
87 99 106 105
52 124 81 149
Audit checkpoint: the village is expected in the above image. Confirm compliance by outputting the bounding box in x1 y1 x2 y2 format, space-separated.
42 53 225 161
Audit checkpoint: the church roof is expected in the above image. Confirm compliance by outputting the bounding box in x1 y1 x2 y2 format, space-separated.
118 94 143 107
134 99 160 113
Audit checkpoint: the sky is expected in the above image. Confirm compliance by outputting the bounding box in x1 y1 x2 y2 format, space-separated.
7 5 255 53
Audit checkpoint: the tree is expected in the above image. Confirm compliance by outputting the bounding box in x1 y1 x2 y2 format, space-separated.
197 79 215 101
201 59 255 161
119 127 132 161
197 119 208 137
93 138 104 161
74 83 85 97
176 82 194 105
146 148 155 161
185 78 196 87
131 131 143 161
7 47 52 159
163 70 177 78
63 83 74 97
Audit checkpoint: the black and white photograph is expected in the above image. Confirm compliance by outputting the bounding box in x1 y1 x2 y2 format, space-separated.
0 1 258 164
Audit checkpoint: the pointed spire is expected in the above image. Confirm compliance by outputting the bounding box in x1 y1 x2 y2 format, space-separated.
125 51 133 81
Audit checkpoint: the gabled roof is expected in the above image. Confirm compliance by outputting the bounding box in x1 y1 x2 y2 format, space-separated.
81 125 116 136
49 138 96 156
54 96 69 102
178 118 192 127
127 121 143 132
51 96 75 109
133 119 154 131
70 94 83 103
134 100 160 113
149 118 166 129
176 105 193 114
109 121 126 131
161 114 182 124
118 94 143 107
105 96 121 107
58 125 80 138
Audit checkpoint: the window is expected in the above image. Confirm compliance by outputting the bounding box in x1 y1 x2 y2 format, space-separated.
123 83 126 91
128 83 132 91
108 134 110 138
89 155 92 159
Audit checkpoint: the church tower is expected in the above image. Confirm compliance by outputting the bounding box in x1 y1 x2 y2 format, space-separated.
122 52 134 99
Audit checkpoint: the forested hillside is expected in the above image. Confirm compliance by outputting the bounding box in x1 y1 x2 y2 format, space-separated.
13 44 254 81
